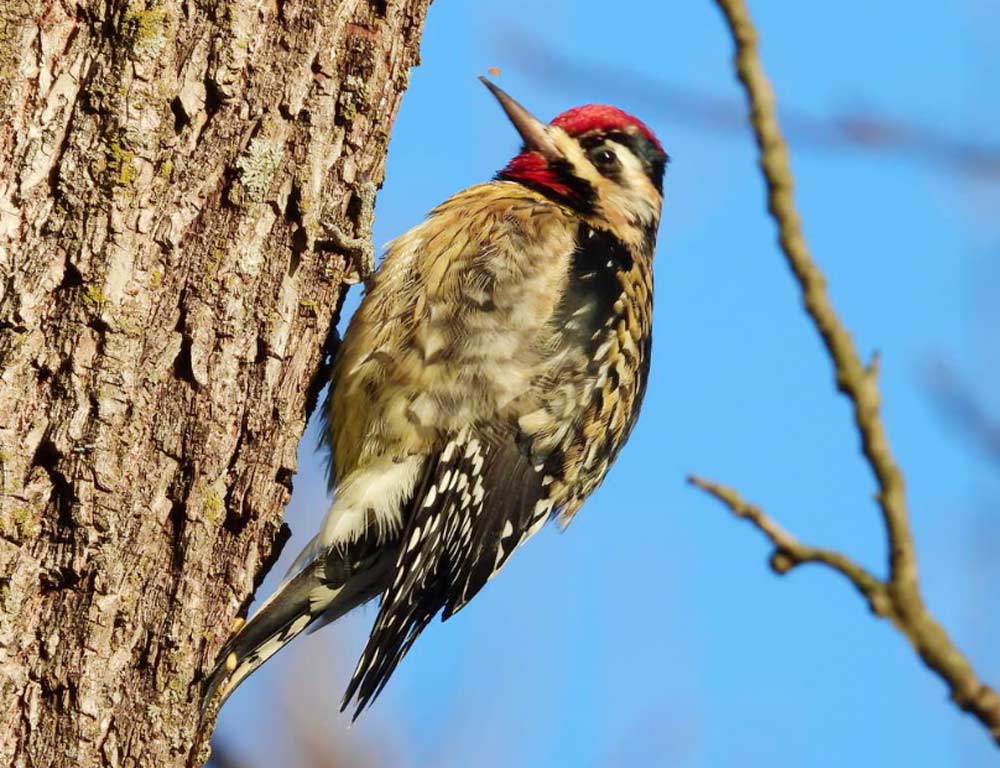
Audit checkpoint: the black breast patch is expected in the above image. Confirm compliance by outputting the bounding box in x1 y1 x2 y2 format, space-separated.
554 223 632 350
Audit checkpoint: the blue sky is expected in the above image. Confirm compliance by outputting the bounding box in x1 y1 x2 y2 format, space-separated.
217 2 1000 765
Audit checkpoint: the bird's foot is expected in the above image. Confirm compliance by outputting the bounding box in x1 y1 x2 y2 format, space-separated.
320 178 378 289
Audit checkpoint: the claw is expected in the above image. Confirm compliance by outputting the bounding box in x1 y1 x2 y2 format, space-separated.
321 179 378 289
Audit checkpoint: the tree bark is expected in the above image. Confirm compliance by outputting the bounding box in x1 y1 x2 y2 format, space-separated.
0 0 430 765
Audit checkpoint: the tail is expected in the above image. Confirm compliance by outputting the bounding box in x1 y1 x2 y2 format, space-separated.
202 547 394 710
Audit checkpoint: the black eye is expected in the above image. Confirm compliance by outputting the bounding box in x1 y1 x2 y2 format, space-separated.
590 146 618 169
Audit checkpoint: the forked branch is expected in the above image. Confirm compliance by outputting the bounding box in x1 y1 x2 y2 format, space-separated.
694 0 1000 745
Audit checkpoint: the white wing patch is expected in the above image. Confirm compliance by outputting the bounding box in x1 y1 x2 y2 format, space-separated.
342 428 554 717
318 455 423 548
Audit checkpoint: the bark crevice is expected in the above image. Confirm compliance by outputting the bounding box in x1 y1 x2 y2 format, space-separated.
0 1 432 765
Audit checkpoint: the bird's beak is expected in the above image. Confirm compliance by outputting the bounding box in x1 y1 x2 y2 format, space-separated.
479 77 560 159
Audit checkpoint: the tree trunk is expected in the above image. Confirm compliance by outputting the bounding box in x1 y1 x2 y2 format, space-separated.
0 0 430 765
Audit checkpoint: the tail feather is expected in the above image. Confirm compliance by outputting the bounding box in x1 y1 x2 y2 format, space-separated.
281 533 323 585
203 548 395 710
203 564 325 708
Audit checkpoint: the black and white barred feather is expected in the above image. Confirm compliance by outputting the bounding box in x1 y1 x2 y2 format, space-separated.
342 428 553 717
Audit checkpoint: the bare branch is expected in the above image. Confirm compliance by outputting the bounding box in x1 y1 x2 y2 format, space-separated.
687 476 892 618
696 0 1000 746
713 0 915 594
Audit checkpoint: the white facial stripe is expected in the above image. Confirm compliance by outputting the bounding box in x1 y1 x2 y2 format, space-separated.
607 140 647 187
553 127 659 197
607 141 661 225
551 128 596 181
544 126 662 247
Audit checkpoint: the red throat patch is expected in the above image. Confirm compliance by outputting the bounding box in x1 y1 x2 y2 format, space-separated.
498 151 575 199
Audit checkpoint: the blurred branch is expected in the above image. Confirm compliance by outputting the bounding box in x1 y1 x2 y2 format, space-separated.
924 359 1000 464
207 741 252 768
691 0 1000 747
281 643 388 768
496 30 1000 179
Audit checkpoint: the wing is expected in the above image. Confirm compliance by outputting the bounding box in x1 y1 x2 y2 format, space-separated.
323 182 578 489
341 427 554 717
339 214 655 717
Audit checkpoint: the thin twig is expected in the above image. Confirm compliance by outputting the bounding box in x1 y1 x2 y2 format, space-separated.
687 476 893 619
695 0 1000 746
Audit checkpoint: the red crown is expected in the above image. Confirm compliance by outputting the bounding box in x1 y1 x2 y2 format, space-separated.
550 105 663 154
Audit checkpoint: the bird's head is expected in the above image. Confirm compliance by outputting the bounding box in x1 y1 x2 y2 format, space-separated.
482 77 668 251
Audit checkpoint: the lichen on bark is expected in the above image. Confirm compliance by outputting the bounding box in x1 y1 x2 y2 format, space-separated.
0 1 431 765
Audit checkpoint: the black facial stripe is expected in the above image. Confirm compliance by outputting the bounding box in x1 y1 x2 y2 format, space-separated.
588 148 624 184
606 131 668 193
550 158 597 209
496 159 596 214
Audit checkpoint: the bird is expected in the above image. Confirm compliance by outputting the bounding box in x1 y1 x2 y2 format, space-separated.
203 77 668 718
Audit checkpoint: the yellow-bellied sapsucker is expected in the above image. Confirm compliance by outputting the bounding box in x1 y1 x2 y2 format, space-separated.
204 78 668 717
